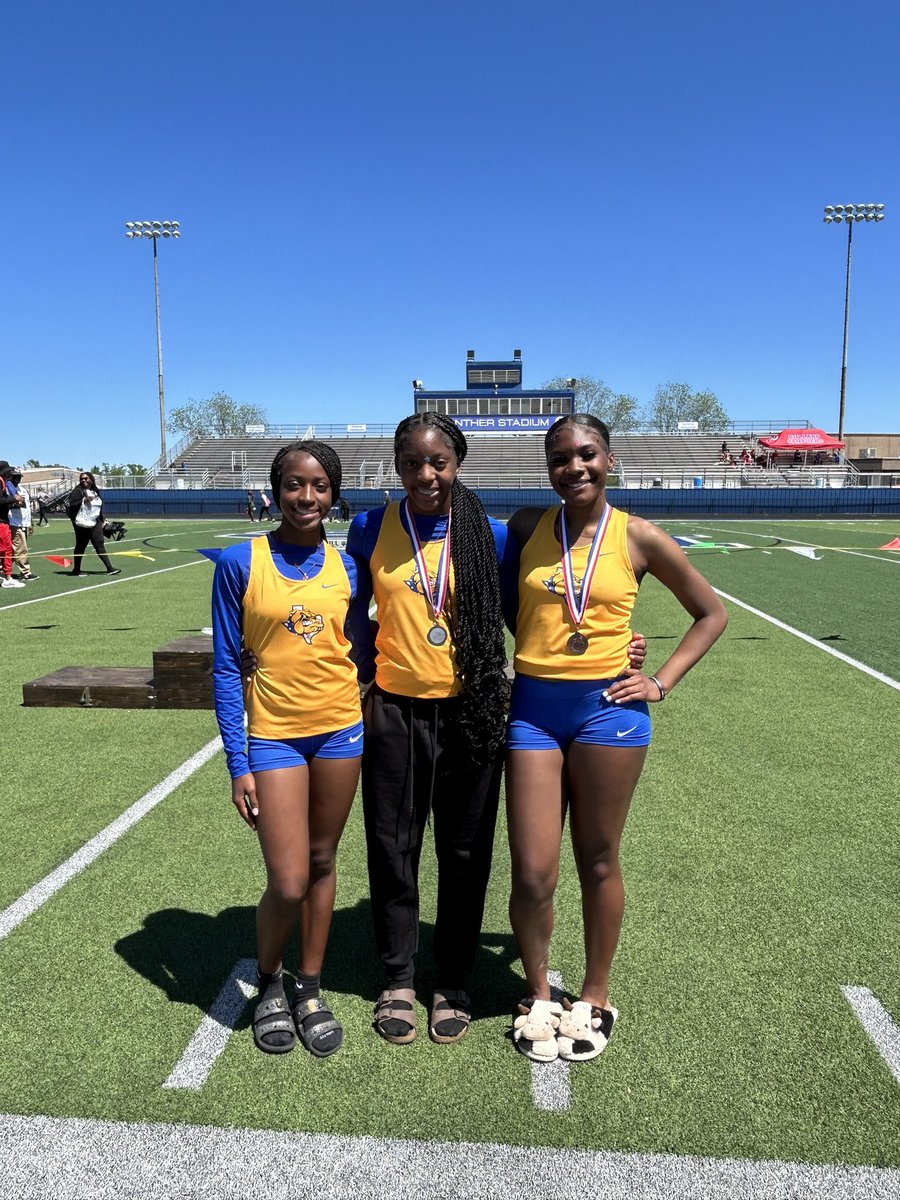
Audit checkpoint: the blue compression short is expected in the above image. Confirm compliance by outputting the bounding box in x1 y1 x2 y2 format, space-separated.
506 675 651 751
247 720 364 772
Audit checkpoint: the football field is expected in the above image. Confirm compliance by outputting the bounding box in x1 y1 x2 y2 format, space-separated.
1 517 899 1198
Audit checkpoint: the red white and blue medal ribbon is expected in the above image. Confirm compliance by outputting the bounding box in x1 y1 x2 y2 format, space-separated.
401 499 452 642
559 502 611 632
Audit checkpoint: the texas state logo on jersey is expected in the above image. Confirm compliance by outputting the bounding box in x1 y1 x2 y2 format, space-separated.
282 604 325 644
542 566 583 598
404 567 437 598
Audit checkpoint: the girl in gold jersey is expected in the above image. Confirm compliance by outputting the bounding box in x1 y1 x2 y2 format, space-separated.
505 415 727 1063
213 441 364 1059
347 413 511 1045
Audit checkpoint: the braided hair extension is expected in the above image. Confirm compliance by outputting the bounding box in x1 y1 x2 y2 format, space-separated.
544 412 611 454
394 413 510 762
269 439 343 540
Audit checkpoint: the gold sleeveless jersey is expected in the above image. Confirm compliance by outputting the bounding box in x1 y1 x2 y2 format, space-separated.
514 505 637 680
242 536 361 737
370 503 459 698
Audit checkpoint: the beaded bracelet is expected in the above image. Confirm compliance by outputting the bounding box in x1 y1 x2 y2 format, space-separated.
649 675 667 701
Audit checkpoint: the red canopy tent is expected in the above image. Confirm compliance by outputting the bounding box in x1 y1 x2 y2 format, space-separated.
758 429 845 450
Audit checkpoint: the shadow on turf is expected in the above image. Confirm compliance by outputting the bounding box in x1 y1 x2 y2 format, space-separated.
114 900 523 1021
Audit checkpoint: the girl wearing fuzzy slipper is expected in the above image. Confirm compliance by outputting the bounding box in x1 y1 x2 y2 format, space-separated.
504 416 727 1062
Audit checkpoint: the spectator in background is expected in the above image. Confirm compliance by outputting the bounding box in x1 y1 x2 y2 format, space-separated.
7 469 37 580
257 489 273 521
0 461 25 588
246 489 256 521
36 490 50 526
66 471 121 577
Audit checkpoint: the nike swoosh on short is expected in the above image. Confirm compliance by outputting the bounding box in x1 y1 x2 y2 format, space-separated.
322 583 337 588
616 726 638 738
348 732 363 743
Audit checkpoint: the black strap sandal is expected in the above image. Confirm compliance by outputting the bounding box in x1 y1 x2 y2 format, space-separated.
292 995 343 1058
253 993 296 1054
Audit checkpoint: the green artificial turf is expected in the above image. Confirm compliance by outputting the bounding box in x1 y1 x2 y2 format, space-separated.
1 517 898 1168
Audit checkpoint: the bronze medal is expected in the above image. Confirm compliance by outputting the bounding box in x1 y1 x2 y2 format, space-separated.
567 632 589 655
427 625 448 647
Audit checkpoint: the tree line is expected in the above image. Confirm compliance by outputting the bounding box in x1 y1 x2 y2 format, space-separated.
164 380 729 445
542 377 730 433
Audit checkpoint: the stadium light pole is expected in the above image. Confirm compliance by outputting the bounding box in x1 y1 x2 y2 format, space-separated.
822 203 884 442
125 220 181 468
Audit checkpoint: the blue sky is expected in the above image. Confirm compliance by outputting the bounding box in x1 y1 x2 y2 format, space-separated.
2 0 896 469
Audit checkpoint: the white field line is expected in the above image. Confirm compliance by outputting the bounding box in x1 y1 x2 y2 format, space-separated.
713 589 900 693
530 969 571 1111
0 556 211 611
2 1112 899 1200
164 959 256 1091
841 986 900 1086
687 522 900 566
168 959 571 1103
0 736 222 941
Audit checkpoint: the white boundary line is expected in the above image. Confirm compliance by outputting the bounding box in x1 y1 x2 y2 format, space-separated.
530 969 570 1111
0 736 222 941
841 986 900 1085
163 959 257 1091
713 589 900 692
2 1112 898 1199
0 556 211 611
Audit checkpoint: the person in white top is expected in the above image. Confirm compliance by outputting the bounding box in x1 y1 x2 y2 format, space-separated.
8 469 37 581
0 461 26 588
65 471 120 577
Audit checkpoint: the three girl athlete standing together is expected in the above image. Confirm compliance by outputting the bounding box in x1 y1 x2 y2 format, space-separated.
211 413 725 1063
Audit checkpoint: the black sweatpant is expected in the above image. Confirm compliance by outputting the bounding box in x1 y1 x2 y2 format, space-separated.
362 685 503 991
72 521 114 572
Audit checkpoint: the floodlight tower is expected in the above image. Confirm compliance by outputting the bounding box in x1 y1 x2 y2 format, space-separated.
125 220 181 468
822 203 885 442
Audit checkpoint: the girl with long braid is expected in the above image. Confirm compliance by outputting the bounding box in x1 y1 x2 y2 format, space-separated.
212 440 369 1058
346 412 510 1044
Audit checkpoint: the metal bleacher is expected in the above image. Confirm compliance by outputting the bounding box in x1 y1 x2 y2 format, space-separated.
158 430 853 492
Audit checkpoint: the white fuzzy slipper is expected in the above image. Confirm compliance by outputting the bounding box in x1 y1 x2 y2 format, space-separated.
513 997 563 1062
557 999 618 1061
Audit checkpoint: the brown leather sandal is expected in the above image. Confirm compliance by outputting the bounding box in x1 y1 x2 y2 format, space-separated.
429 989 471 1044
374 987 417 1044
